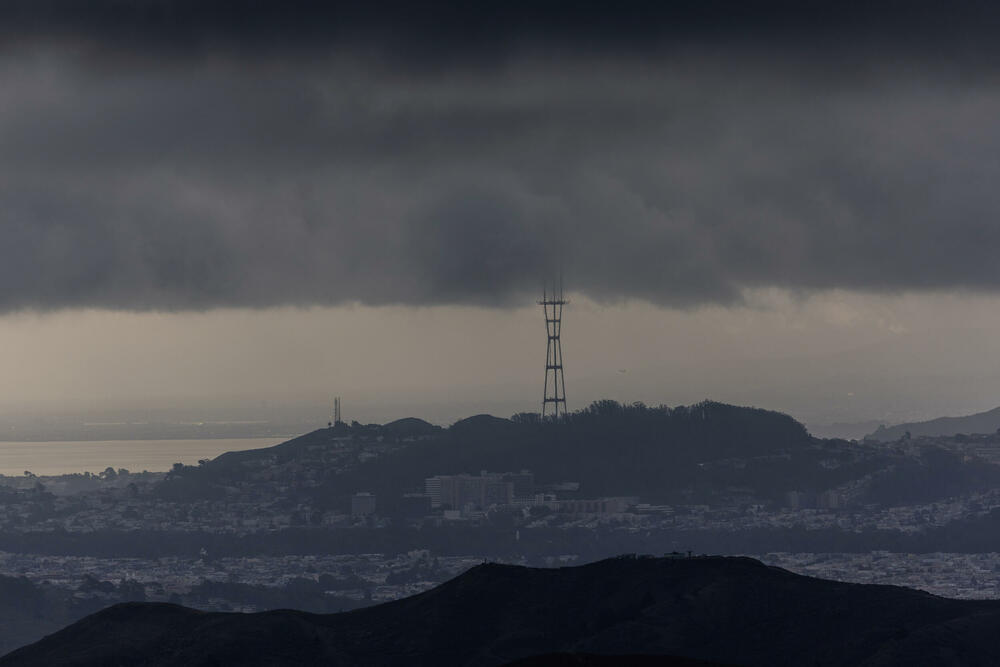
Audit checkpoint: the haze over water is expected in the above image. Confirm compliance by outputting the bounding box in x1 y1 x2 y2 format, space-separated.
0 438 283 476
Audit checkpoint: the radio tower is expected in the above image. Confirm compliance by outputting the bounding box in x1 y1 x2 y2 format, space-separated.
540 276 567 418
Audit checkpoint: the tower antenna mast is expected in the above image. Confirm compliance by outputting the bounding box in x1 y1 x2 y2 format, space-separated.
540 274 567 418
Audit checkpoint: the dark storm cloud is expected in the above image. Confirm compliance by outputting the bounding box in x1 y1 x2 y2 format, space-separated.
2 2 1000 311
3 1 1000 71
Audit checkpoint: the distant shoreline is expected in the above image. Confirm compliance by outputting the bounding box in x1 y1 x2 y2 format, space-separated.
0 437 288 477
0 435 294 443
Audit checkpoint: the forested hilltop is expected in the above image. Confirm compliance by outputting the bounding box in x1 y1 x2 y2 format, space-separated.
160 399 818 504
158 399 1000 511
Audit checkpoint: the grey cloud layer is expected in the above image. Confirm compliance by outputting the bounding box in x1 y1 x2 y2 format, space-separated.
5 1 1000 64
3 9 1000 310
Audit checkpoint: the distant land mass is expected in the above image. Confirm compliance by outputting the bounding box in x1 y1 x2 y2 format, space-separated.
0 575 112 657
154 400 1000 514
865 406 1000 441
0 400 997 568
806 419 886 441
157 400 822 508
5 555 1000 666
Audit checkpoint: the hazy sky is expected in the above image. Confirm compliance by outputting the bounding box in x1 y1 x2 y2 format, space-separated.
3 1 1000 432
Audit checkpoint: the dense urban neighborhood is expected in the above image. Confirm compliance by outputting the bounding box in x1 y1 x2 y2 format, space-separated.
1 401 1000 654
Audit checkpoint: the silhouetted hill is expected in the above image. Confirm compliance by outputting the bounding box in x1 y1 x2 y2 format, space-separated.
5 555 1000 666
866 406 1000 441
450 413 517 434
0 576 67 657
350 400 825 508
158 400 823 505
382 417 440 437
0 575 111 656
154 400 1000 509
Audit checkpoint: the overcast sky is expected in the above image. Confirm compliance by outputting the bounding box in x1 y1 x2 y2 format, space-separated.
3 1 1000 433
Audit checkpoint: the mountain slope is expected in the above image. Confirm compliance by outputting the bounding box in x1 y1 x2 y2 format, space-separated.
156 400 826 506
318 400 823 507
5 555 1000 667
865 406 1000 441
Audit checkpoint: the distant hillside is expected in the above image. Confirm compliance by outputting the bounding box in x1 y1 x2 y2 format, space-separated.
0 575 111 656
209 416 441 468
5 555 1000 666
154 400 1000 510
319 401 999 508
158 400 834 506
806 419 885 441
865 406 1000 441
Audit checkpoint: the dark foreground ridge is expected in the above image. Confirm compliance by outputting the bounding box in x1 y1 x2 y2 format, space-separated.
4 555 1000 667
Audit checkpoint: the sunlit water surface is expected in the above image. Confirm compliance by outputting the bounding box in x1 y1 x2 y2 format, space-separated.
0 438 283 476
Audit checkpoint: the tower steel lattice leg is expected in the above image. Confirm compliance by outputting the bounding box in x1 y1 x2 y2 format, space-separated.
540 280 567 418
